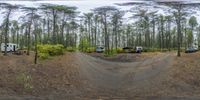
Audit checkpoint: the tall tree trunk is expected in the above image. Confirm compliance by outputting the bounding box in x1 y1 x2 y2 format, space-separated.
103 14 109 55
61 14 66 46
34 28 38 64
94 17 98 48
168 20 171 51
27 22 32 55
47 17 50 43
52 10 57 44
17 29 19 48
4 10 11 56
152 18 155 49
177 5 182 57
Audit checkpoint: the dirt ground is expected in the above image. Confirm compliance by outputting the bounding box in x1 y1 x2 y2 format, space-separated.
0 52 84 99
86 52 161 62
0 51 200 100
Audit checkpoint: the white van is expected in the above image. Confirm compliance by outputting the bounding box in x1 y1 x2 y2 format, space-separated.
1 43 18 52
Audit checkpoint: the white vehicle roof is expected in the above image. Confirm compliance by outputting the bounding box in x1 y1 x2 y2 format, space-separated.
1 43 17 45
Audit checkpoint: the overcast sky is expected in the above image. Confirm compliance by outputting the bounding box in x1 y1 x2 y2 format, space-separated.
0 0 200 23
0 0 135 12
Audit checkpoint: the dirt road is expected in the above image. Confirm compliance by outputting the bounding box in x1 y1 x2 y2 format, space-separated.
74 52 177 99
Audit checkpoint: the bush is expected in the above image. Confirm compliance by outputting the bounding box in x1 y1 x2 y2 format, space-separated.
79 38 89 52
143 48 156 52
86 47 96 53
161 49 169 52
104 50 117 57
38 53 49 59
38 44 64 59
48 44 64 56
66 47 76 52
116 48 123 53
143 48 170 52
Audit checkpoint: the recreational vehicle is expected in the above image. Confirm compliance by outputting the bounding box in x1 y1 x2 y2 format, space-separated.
1 43 18 52
135 46 143 53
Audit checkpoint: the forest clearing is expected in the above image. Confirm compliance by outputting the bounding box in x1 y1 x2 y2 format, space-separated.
1 0 200 99
0 51 200 99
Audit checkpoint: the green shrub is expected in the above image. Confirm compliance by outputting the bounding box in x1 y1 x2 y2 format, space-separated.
37 45 50 54
86 47 96 53
143 48 171 52
38 44 64 59
161 49 169 52
48 45 64 55
79 38 89 52
38 53 49 59
143 48 148 52
116 48 123 53
104 50 117 57
66 47 76 52
143 48 156 52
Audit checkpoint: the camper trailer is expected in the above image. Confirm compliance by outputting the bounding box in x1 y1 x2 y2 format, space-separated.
135 46 143 53
1 43 18 52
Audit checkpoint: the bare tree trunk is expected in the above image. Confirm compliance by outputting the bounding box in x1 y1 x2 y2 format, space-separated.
27 22 31 55
103 14 109 55
52 10 57 44
177 5 182 57
152 17 155 49
17 29 19 48
47 18 50 43
34 30 38 64
4 10 11 56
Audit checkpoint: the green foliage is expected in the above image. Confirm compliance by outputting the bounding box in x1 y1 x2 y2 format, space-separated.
189 16 198 29
143 48 169 52
66 47 76 52
79 37 97 53
38 53 49 59
116 48 123 53
104 49 117 57
187 29 193 47
143 48 152 52
143 48 162 52
79 37 89 52
38 44 64 59
86 47 95 53
16 73 33 91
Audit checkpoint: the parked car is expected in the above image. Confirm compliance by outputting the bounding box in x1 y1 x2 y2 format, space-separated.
194 47 199 51
185 47 198 53
96 46 104 53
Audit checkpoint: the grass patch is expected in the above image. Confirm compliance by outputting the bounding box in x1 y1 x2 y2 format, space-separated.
104 50 117 57
16 73 33 91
